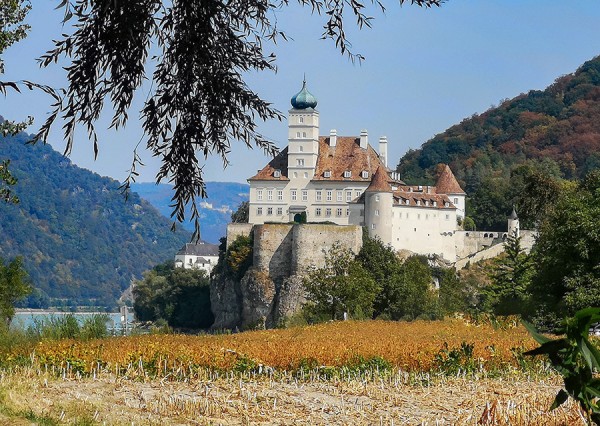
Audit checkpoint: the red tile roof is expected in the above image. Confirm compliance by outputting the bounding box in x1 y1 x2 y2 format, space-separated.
435 165 465 194
366 166 392 192
248 148 290 181
248 136 402 183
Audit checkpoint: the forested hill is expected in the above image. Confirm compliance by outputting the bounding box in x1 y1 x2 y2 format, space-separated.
0 132 191 308
397 55 600 230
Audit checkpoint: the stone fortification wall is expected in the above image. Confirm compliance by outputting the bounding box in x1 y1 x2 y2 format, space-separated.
291 224 363 275
226 223 254 248
212 223 363 330
454 229 538 269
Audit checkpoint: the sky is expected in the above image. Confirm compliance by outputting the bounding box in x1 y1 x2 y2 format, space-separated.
3 1 600 186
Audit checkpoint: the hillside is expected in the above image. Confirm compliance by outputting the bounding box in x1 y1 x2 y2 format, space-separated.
131 181 249 244
0 132 191 307
396 55 600 230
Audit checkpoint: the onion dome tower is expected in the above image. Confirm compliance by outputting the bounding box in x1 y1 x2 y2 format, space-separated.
291 77 318 109
288 77 320 181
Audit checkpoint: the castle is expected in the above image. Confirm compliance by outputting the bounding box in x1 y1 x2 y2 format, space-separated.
245 80 521 263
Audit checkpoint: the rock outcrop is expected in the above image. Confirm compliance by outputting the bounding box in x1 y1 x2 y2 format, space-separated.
210 223 362 330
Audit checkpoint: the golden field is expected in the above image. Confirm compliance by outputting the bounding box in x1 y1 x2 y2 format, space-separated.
0 318 586 425
14 319 537 374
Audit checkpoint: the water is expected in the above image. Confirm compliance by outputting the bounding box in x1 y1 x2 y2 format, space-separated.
12 310 136 334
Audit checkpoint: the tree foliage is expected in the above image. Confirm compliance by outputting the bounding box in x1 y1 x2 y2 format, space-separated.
0 0 31 203
133 260 213 329
231 201 249 223
303 243 379 321
484 232 533 315
3 0 442 238
0 256 31 326
527 171 600 330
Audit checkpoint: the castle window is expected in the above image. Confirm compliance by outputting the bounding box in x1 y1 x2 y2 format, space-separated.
371 223 376 230
336 208 343 217
291 190 297 201
297 159 304 166
293 172 298 178
267 207 273 215
277 190 283 201
355 190 361 198
445 214 449 220
316 208 322 216
324 170 331 178
454 198 458 204
277 207 283 215
302 132 307 138
316 190 322 201
375 195 380 202
375 209 380 216
405 199 410 205
304 172 308 178
346 208 350 216
337 191 343 202
257 207 263 215
257 189 263 201
416 200 420 206
344 170 351 178
361 171 369 179
296 132 301 138
267 190 273 201
299 117 304 123
326 190 332 201
326 208 332 217
299 146 304 152
346 191 352 202
302 190 308 202
274 169 281 178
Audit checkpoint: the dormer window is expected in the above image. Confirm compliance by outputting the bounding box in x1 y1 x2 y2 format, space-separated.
324 170 331 178
361 171 369 179
299 117 304 123
405 199 410 205
416 200 421 206
274 169 281 178
344 170 351 178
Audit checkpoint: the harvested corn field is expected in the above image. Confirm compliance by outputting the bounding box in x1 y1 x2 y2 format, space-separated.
0 319 582 424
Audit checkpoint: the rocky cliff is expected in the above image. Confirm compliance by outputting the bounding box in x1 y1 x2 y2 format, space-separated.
210 223 362 330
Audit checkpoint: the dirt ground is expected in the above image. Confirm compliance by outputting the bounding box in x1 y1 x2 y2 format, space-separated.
0 371 586 425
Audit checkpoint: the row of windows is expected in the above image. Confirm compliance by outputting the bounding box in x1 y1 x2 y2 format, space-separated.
256 189 362 202
255 207 350 217
256 207 284 216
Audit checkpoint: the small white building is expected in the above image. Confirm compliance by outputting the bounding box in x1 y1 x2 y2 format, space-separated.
174 242 220 274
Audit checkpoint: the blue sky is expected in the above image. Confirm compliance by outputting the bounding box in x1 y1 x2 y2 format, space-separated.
2 1 600 185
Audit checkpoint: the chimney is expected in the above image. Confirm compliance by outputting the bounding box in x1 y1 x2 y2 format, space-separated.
360 129 368 149
330 129 337 147
378 136 388 167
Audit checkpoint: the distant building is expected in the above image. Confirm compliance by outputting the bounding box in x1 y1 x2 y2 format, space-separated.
174 242 220 274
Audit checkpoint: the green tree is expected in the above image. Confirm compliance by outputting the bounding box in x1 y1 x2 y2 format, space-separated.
231 201 249 223
437 267 467 315
0 256 31 326
133 260 213 329
528 171 600 331
303 243 379 321
485 232 533 315
356 233 401 317
387 256 438 321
